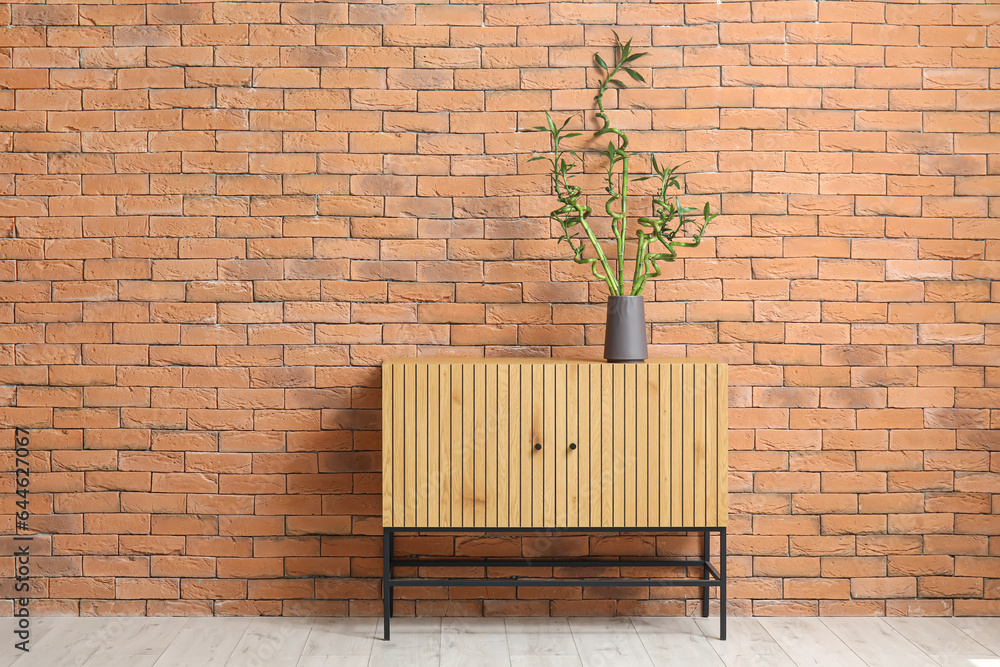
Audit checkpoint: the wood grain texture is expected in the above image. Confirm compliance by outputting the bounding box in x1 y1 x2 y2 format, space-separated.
383 359 729 529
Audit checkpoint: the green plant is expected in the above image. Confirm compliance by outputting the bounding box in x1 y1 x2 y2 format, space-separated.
529 34 717 297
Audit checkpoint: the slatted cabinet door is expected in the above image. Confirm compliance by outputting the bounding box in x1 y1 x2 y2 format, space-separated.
383 362 519 529
383 359 728 529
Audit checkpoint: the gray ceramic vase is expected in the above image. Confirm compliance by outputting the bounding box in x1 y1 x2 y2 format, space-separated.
603 295 648 363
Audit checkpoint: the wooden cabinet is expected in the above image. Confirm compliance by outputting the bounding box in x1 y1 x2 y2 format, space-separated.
382 358 728 529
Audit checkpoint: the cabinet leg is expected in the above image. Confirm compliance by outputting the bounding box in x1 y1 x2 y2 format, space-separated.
702 530 710 618
720 527 727 641
383 529 392 641
383 589 391 641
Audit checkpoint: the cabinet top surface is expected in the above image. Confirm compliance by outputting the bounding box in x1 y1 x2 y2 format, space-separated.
384 357 726 366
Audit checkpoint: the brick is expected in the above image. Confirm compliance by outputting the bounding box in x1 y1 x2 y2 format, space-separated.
918 576 983 598
822 515 887 535
858 492 923 516
851 577 917 599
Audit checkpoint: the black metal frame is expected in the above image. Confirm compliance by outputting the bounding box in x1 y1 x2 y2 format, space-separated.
382 526 726 641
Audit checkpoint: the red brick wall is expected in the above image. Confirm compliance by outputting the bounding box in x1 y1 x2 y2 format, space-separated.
1 0 998 617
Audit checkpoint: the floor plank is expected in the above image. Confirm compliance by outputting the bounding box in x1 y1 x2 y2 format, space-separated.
367 618 441 667
152 617 251 667
225 617 314 667
298 657 370 667
926 657 1000 667
83 618 186 657
2 618 58 667
440 618 510 667
885 618 994 657
633 617 726 666
510 657 583 667
301 618 377 658
823 618 939 667
946 618 1000 655
505 617 578 656
83 655 160 667
10 618 110 667
696 617 797 667
758 617 868 667
568 617 654 667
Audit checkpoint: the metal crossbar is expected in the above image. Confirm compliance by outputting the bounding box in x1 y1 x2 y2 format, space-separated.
382 527 727 642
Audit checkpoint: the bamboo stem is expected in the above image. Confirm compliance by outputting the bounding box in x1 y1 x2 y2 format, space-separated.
530 34 716 298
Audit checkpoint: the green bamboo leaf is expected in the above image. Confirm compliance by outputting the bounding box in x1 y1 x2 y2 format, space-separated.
531 126 547 132
624 52 646 62
595 53 608 71
634 175 651 182
609 79 625 88
564 132 582 138
624 68 646 83
652 154 660 174
527 156 545 162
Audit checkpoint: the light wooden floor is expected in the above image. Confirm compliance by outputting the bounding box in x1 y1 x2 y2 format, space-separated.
2 616 998 666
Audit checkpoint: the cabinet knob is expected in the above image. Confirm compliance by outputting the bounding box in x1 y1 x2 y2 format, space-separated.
569 443 577 451
534 443 542 451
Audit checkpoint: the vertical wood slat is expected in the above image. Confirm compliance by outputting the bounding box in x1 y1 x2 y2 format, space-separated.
427 365 440 527
706 364 717 527
566 363 579 527
415 364 428 528
613 364 625 526
589 365 601 528
485 363 498 528
658 363 669 527
576 364 590 529
497 365 509 528
624 363 636 527
718 364 729 525
683 363 696 527
695 363 707 527
463 364 476 526
394 365 405 527
600 364 614 527
404 364 417 527
382 364 393 526
531 365 555 527
636 363 648 528
520 364 531 528
439 365 451 528
670 364 683 527
474 364 487 527
383 359 728 530
508 364 520 528
555 363 567 528
647 365 659 527
451 364 463 528
530 364 543 528
543 364 557 527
